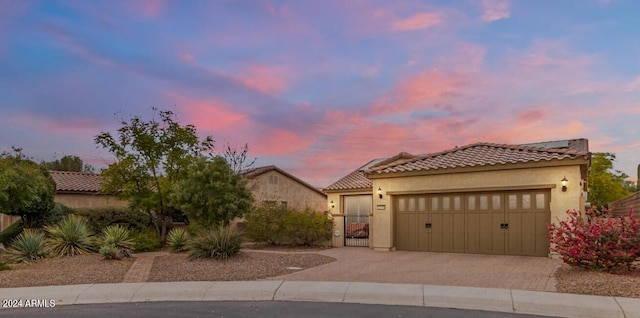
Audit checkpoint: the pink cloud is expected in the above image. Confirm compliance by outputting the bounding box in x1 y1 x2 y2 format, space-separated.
126 0 165 18
250 129 313 155
166 92 250 132
480 0 510 22
391 12 443 31
234 64 291 96
373 69 467 115
179 53 194 62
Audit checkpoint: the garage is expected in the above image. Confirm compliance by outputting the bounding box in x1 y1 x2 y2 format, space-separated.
394 190 550 256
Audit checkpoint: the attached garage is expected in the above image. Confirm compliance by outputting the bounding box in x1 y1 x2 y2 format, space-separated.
325 139 591 258
394 190 550 256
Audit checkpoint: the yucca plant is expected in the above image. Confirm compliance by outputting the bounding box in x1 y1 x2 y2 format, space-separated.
5 229 48 263
167 227 190 252
101 225 134 258
189 225 241 260
44 215 95 257
98 245 119 260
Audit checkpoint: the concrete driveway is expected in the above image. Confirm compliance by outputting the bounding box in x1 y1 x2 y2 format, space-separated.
267 247 561 292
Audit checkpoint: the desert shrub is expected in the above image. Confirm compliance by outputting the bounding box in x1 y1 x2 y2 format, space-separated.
0 261 9 271
189 225 241 260
0 220 24 247
5 229 47 263
167 227 190 252
75 207 151 233
99 245 120 260
44 215 95 257
548 208 640 272
101 225 134 258
281 208 333 246
245 206 332 246
133 229 162 252
244 205 287 244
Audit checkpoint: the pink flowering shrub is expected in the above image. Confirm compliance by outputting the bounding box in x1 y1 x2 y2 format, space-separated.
548 208 640 272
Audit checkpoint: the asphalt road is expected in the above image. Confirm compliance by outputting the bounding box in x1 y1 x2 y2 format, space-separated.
0 301 553 318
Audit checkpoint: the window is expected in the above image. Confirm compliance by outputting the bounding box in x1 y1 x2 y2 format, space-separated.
280 201 287 208
263 201 277 207
268 175 278 184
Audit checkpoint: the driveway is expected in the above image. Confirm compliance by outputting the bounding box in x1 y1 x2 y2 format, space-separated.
267 247 561 292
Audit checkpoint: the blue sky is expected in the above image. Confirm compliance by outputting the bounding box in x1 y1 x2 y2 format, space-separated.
1 0 639 187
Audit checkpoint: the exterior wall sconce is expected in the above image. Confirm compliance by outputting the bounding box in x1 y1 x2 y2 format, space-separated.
329 200 335 209
561 177 568 192
377 187 383 199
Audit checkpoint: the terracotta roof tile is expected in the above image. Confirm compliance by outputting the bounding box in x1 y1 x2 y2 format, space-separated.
49 171 102 193
324 158 390 191
368 142 590 175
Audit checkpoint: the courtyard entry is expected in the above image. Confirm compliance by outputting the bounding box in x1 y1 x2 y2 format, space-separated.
344 195 371 247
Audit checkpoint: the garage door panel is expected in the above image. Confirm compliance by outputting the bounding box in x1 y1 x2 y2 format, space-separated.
395 191 549 257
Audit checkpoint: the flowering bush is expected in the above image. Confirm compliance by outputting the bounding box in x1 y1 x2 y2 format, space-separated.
548 208 640 272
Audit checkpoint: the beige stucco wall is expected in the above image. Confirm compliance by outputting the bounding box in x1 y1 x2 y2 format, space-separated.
0 214 21 232
369 164 585 251
54 193 129 209
247 170 327 212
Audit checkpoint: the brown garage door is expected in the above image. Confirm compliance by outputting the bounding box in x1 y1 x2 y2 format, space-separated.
394 190 549 256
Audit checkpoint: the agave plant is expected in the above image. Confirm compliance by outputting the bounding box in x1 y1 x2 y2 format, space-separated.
100 225 135 258
167 227 190 252
5 229 48 263
189 225 241 260
44 215 95 257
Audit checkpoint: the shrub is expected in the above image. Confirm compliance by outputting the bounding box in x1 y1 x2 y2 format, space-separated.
5 229 47 263
75 207 151 233
133 229 162 252
548 208 640 272
189 225 241 260
281 208 333 246
167 227 190 252
0 220 24 247
0 261 10 271
44 215 95 257
245 205 287 244
101 225 135 258
44 203 75 226
99 245 120 260
245 206 333 246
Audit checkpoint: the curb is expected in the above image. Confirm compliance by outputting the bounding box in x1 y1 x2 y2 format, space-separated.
1 281 639 317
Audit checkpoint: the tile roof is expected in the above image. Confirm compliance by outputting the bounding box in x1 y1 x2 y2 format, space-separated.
368 142 590 175
49 170 103 193
324 158 387 192
242 165 326 197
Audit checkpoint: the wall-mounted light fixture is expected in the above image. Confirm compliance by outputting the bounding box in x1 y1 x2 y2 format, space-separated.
377 186 383 199
561 176 568 192
329 200 335 209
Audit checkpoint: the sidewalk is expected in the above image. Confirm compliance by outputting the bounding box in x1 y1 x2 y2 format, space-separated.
1 280 639 318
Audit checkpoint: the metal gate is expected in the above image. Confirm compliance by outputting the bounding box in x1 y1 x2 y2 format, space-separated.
345 214 369 247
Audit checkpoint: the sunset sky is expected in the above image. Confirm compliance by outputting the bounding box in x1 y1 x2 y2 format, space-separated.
1 0 639 187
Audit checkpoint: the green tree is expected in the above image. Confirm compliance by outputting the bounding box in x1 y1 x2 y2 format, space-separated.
169 156 254 228
0 148 56 228
94 109 214 244
41 155 95 173
588 152 633 208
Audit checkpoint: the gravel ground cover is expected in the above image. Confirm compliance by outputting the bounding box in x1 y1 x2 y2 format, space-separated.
0 254 134 288
554 264 640 298
148 251 335 282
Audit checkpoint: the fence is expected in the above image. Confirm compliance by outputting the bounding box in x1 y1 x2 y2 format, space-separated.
610 192 640 217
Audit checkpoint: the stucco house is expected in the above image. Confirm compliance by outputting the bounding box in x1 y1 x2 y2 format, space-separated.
242 165 327 212
325 139 591 257
0 171 128 232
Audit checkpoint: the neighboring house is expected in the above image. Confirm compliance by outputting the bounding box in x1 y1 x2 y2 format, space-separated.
242 165 327 212
0 171 128 232
325 139 591 257
50 171 128 209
